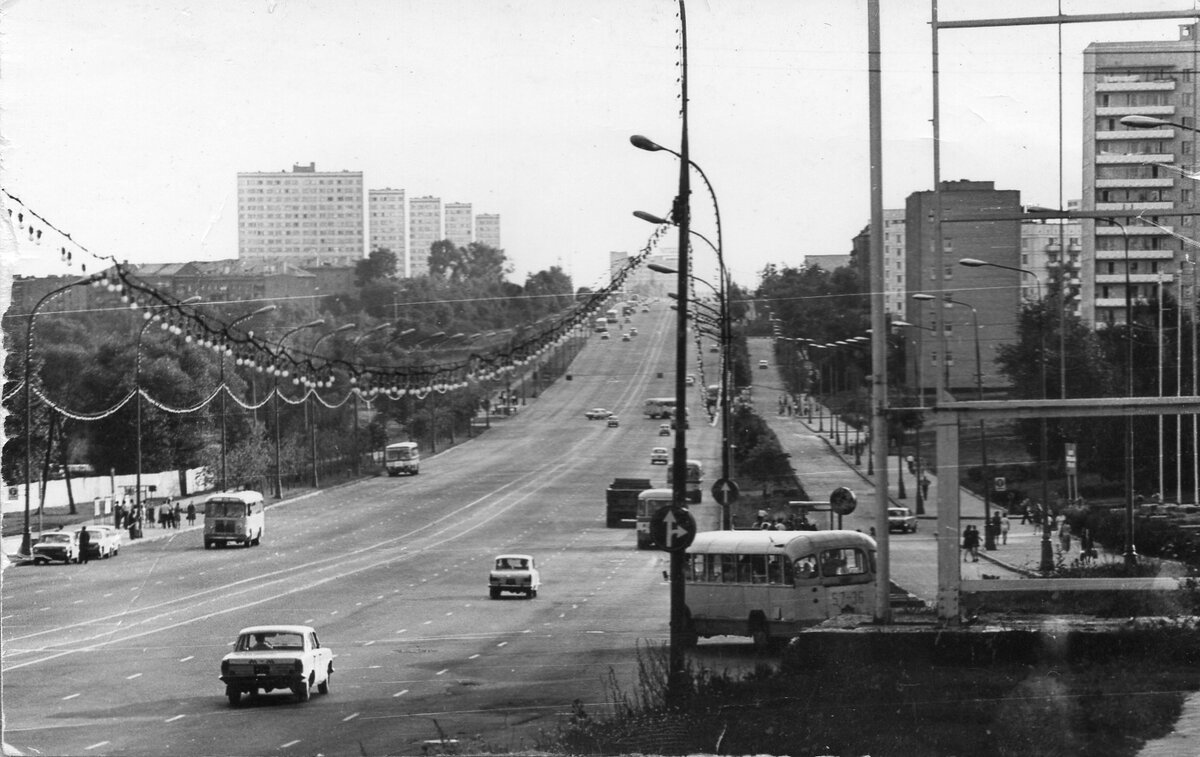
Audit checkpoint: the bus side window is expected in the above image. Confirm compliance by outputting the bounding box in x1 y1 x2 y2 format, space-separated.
820 549 846 577
750 554 768 584
705 554 722 583
794 554 818 581
721 555 738 583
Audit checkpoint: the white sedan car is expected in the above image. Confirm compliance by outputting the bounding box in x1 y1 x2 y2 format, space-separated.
219 625 334 706
650 447 670 465
489 554 541 599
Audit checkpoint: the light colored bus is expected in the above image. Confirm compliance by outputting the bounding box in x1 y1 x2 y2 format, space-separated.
643 397 677 419
384 441 420 476
666 458 703 504
682 529 876 648
204 490 265 549
605 308 619 323
594 317 608 333
635 488 673 549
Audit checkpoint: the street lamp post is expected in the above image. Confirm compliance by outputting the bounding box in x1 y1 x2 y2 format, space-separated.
916 292 992 548
350 324 391 476
959 257 1054 567
273 319 324 499
136 295 201 518
19 276 97 555
220 305 277 491
308 324 356 488
894 319 935 516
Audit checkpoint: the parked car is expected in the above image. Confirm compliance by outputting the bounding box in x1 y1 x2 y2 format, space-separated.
32 530 79 565
658 424 671 436
758 360 769 369
585 408 612 420
489 554 541 599
621 333 631 342
686 374 696 386
607 416 620 427
888 507 918 533
220 625 334 707
82 525 121 560
650 447 669 465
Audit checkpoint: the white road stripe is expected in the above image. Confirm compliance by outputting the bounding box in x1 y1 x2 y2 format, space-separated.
165 714 185 722
280 740 301 748
125 673 141 680
342 713 359 722
62 693 80 700
84 742 110 750
393 689 409 697
179 656 194 662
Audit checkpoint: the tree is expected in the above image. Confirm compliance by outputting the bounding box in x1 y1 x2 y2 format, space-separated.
356 248 398 287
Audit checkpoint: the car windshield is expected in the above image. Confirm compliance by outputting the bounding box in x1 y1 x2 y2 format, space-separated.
496 558 528 570
237 632 304 651
40 533 71 543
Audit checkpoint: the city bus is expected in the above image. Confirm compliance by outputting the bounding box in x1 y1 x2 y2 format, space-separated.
384 441 420 476
666 458 703 504
682 530 876 648
636 488 673 549
203 490 265 549
643 397 677 419
594 317 608 333
605 308 619 323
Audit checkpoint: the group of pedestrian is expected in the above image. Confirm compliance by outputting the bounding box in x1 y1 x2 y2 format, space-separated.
109 497 195 539
961 525 981 561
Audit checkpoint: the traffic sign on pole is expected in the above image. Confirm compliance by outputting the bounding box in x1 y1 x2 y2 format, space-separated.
650 506 697 552
711 478 740 506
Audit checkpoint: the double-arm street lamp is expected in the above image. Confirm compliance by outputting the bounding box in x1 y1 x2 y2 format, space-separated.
220 305 277 492
273 319 325 499
914 292 993 548
308 324 356 487
136 295 202 518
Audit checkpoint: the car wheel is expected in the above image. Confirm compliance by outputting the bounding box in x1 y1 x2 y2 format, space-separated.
33 558 43 566
204 540 212 549
528 589 537 599
490 587 501 599
226 686 241 707
318 666 332 695
293 679 310 703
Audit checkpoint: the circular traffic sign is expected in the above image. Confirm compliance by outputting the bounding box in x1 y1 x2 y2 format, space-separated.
711 478 740 506
649 505 697 552
829 486 858 516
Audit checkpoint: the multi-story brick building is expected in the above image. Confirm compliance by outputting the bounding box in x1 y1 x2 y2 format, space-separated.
407 196 442 278
368 189 407 275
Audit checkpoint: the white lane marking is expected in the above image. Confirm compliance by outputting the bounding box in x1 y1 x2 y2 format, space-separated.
363 640 375 646
179 656 194 662
393 689 409 697
396 629 407 634
468 654 480 660
304 618 314 624
342 713 360 722
423 620 432 625
166 714 185 722
436 669 449 676
62 693 80 700
497 642 507 647
84 742 110 750
280 740 301 748
125 673 142 680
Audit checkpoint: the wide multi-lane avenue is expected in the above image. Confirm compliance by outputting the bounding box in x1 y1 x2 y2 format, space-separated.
2 303 727 756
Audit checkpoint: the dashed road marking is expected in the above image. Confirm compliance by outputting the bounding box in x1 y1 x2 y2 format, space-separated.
393 689 409 697
436 669 449 676
280 740 301 749
468 654 481 660
166 714 185 722
342 713 360 722
179 656 194 662
62 693 80 700
125 673 142 680
84 741 110 750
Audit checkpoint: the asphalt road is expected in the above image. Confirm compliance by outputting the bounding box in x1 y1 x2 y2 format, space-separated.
2 302 737 757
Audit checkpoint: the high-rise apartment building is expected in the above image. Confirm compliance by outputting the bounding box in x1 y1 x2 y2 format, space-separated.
444 202 473 248
408 196 443 277
905 180 1022 395
1082 24 1199 328
475 214 501 249
852 209 907 319
237 162 365 266
1021 219 1082 307
368 188 407 275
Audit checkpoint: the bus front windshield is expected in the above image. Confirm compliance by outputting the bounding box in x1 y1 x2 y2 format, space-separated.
387 447 415 461
206 501 246 518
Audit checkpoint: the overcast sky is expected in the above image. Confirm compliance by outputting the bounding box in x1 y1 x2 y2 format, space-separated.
0 0 1194 294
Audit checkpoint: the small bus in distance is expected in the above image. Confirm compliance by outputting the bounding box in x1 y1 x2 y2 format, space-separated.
606 308 619 323
594 317 608 333
643 397 677 419
204 491 265 549
682 529 876 648
384 441 420 476
636 488 673 549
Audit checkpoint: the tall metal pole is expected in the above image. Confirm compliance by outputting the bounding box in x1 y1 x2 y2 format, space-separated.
272 319 324 499
668 0 692 694
221 305 276 492
868 0 891 623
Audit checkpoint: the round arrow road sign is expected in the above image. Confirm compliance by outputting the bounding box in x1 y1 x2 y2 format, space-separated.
829 486 858 516
649 505 697 552
711 478 740 506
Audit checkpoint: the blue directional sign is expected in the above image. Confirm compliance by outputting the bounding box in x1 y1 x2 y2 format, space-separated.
650 505 696 552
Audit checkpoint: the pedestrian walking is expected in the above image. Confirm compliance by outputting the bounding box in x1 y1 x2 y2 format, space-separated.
186 502 196 525
920 474 931 501
1000 514 1010 545
962 525 978 562
146 502 155 528
1059 519 1071 553
173 501 182 529
77 527 91 564
1019 498 1030 525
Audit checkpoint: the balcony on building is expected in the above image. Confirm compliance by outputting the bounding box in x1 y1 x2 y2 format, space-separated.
1096 75 1177 93
1096 105 1176 117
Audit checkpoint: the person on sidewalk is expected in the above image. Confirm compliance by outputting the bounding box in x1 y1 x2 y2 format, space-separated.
962 525 980 562
77 527 91 564
1000 513 1010 545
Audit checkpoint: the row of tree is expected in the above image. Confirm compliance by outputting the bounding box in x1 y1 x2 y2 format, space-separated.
2 242 581 493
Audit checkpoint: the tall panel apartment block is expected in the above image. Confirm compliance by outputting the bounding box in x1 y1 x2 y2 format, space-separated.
444 202 473 248
475 214 501 249
369 188 407 275
408 196 443 277
237 162 365 266
1082 25 1199 328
